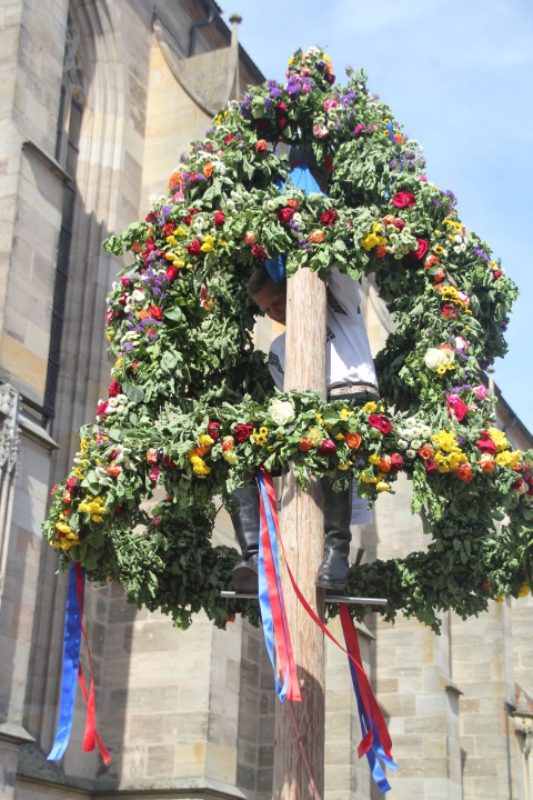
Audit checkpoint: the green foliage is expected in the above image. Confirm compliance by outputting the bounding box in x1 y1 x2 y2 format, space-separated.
43 47 532 632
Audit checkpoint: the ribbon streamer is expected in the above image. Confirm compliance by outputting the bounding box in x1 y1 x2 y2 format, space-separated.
48 563 111 764
256 468 301 702
257 468 396 792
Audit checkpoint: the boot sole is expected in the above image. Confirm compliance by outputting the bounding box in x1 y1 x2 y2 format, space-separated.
232 565 258 594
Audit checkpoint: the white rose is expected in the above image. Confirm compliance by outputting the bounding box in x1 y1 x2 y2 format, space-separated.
131 289 145 303
268 398 296 426
441 348 455 366
405 449 416 459
424 348 446 371
397 439 408 450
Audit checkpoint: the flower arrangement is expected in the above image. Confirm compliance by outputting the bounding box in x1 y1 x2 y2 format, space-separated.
43 47 532 631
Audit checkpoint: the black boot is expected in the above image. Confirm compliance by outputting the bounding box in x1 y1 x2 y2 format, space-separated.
229 486 260 593
315 477 352 591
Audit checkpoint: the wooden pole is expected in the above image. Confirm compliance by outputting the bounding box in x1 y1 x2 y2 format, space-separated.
272 267 327 799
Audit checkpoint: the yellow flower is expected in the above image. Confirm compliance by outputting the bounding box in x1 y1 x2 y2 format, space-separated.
376 481 391 492
80 438 89 452
368 454 381 466
175 226 188 237
361 232 387 251
363 401 377 413
200 235 215 253
166 235 177 245
518 583 530 598
307 427 324 446
433 244 445 255
192 459 211 477
55 522 72 535
487 427 509 452
360 472 377 484
198 434 215 447
335 432 344 441
91 515 103 523
339 407 353 420
432 430 459 453
315 412 324 424
495 450 522 468
72 467 84 480
217 239 228 247
495 595 505 604
338 461 352 471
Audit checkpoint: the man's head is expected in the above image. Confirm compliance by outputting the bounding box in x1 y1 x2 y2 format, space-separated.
247 266 287 325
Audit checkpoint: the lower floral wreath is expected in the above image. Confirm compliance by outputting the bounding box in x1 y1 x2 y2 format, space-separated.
43 392 533 632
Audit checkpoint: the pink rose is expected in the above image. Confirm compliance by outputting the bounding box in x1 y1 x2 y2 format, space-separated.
323 99 339 111
207 421 221 441
390 453 404 470
313 122 329 140
446 393 468 422
318 438 337 455
414 238 430 260
474 385 489 401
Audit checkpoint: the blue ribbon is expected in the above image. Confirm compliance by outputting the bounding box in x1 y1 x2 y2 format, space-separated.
48 563 83 761
256 469 292 702
347 657 398 793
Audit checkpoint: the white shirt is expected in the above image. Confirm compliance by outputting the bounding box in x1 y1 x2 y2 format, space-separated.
268 269 378 392
266 268 375 525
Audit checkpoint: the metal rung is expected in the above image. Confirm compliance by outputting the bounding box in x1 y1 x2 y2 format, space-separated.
220 590 387 607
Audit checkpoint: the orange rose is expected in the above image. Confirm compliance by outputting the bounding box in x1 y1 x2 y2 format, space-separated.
479 453 495 473
394 133 404 145
418 444 434 460
131 240 142 254
308 229 325 244
375 245 388 258
193 446 210 458
345 433 362 450
286 198 299 210
298 438 313 452
455 462 474 482
106 464 122 478
378 455 392 473
203 161 214 178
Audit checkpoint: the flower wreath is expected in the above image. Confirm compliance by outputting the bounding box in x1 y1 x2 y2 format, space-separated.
43 48 532 631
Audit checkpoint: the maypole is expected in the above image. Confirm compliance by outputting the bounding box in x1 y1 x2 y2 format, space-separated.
273 268 327 798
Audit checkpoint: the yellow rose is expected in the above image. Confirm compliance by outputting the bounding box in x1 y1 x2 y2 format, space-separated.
198 434 215 447
376 481 391 492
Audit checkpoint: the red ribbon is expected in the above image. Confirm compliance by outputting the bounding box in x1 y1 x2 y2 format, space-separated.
258 472 301 701
259 468 393 761
74 564 112 764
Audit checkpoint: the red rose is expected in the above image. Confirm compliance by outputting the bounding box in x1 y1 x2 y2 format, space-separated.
318 438 337 455
243 231 257 246
162 222 175 237
187 238 202 255
390 453 404 470
368 414 393 435
276 102 289 129
96 400 108 416
254 139 268 153
414 238 429 260
476 432 497 454
234 423 254 442
441 303 458 319
166 265 178 281
149 305 163 320
108 379 122 397
223 134 235 145
251 244 267 261
121 276 132 287
298 438 313 452
106 464 122 478
278 207 295 224
320 208 337 226
392 191 416 209
208 421 221 441
214 210 225 227
492 269 502 280
182 215 192 226
162 455 177 470
425 459 438 474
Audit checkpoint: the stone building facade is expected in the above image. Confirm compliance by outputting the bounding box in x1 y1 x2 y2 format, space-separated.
0 2 531 799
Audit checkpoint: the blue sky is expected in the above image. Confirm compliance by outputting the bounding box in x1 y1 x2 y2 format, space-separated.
223 0 533 434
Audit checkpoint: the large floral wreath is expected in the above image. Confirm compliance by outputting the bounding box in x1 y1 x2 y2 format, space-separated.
43 48 532 631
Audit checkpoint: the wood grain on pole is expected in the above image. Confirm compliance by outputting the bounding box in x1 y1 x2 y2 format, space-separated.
273 267 327 799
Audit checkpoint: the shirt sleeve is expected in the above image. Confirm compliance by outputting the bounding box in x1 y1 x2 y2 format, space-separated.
326 267 361 317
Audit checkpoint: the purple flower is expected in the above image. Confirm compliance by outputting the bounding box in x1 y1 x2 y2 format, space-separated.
268 80 282 98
